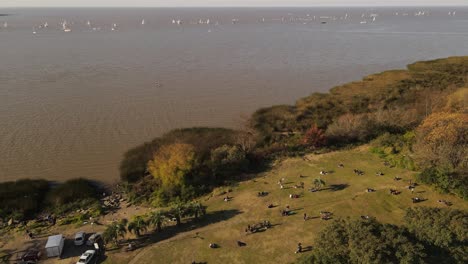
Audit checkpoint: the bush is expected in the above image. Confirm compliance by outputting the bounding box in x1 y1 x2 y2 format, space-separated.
418 168 467 200
405 207 468 263
297 218 426 264
46 179 100 215
369 132 416 170
0 179 49 220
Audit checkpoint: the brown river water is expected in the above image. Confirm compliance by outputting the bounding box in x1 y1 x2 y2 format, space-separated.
1 7 467 183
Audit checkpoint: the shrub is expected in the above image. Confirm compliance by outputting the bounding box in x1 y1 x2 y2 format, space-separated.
297 218 426 264
405 207 468 263
0 179 49 220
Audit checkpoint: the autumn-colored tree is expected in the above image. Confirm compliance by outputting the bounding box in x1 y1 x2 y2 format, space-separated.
443 87 467 113
147 143 198 190
303 124 327 149
326 113 374 143
414 112 467 171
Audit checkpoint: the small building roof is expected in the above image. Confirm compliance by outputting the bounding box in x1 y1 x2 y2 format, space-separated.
45 234 63 248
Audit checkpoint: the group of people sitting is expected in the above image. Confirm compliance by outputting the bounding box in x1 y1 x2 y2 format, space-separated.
293 182 305 189
353 169 365 175
438 199 452 206
366 188 376 193
257 191 268 197
389 189 401 195
289 194 300 199
245 220 271 233
320 211 332 220
281 206 292 216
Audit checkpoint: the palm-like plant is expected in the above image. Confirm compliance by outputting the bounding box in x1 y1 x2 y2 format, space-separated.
103 218 128 246
127 215 148 237
188 202 207 220
170 203 187 226
148 210 167 233
313 178 326 190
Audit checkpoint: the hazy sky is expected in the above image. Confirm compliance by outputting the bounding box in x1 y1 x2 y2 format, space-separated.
1 0 467 7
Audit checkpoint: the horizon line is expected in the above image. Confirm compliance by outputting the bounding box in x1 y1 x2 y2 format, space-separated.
1 5 468 8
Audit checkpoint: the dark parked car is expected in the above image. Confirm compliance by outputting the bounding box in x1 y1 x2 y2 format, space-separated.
21 249 41 263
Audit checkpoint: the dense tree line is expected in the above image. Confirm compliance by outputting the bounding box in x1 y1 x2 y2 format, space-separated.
119 128 255 206
0 178 101 221
251 57 468 198
297 207 467 264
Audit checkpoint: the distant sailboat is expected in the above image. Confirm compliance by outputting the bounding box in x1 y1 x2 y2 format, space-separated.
3 22 7 28
372 16 376 22
360 20 367 24
62 20 71 32
141 19 145 25
111 23 117 31
172 19 176 24
87 20 91 26
44 22 48 28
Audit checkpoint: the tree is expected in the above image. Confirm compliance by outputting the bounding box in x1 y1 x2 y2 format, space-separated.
313 178 326 190
147 143 198 192
103 219 128 246
127 215 148 237
303 124 327 149
297 218 426 264
148 210 167 233
414 112 467 172
169 203 187 226
405 207 468 263
326 113 378 144
210 144 248 178
187 202 207 220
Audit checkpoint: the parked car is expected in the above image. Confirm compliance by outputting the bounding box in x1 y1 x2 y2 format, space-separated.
74 231 86 246
86 232 102 246
21 249 41 263
76 250 95 264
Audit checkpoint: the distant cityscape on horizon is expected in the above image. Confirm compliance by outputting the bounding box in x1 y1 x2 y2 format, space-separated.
1 0 468 8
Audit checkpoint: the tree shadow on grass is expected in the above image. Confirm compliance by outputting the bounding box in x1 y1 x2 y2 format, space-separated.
326 184 349 192
126 209 242 250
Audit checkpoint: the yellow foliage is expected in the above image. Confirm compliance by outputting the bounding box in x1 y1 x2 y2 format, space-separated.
415 112 467 170
147 143 197 188
444 87 468 113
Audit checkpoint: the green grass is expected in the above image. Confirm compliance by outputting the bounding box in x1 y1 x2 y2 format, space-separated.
105 147 468 264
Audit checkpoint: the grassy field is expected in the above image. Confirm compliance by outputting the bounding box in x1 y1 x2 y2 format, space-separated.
105 146 468 264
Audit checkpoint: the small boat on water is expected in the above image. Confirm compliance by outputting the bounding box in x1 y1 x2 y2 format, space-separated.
3 22 7 28
360 20 367 24
62 20 71 32
141 19 145 25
